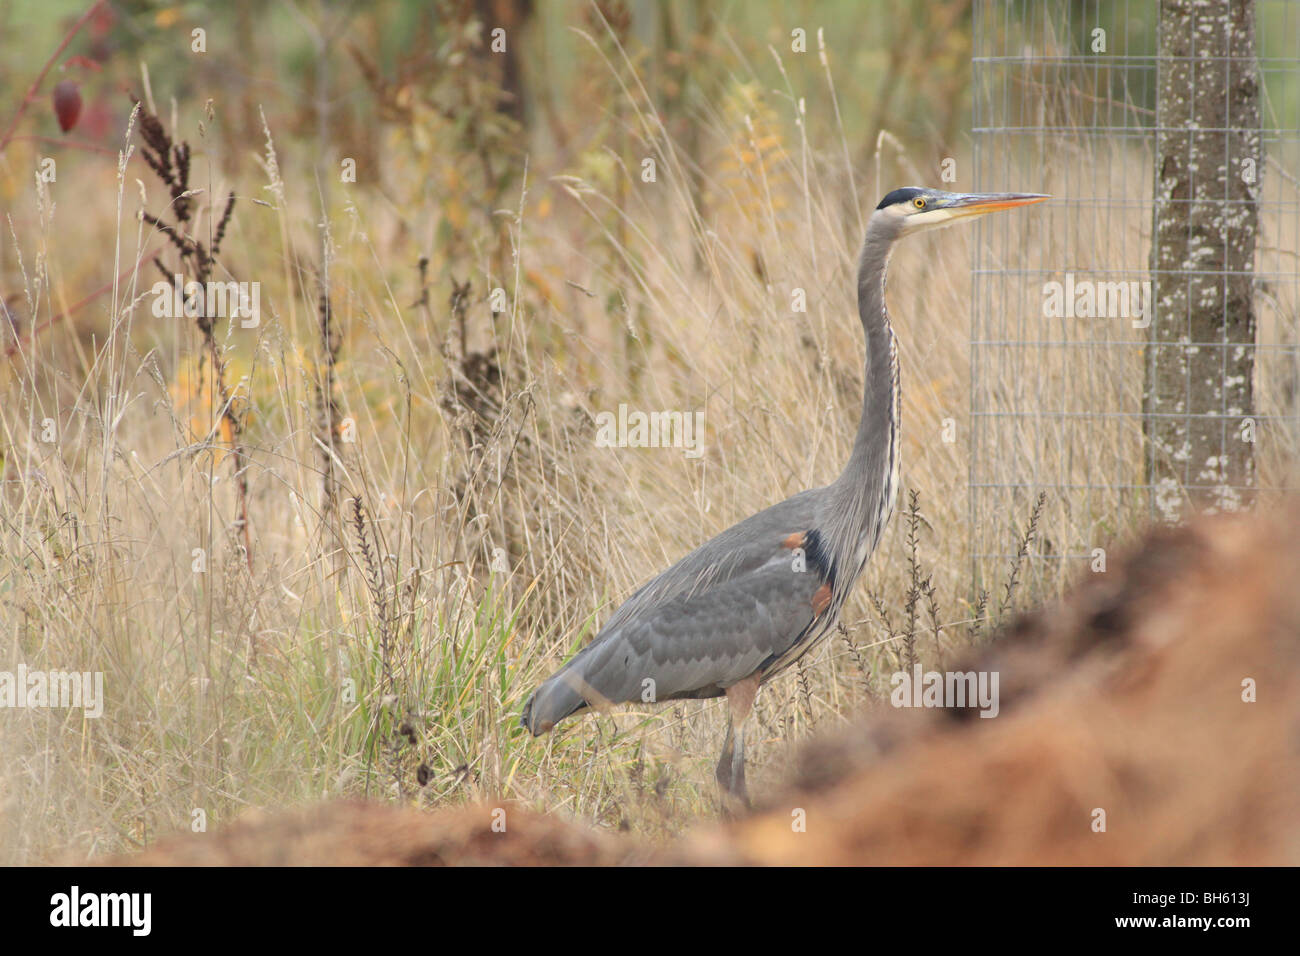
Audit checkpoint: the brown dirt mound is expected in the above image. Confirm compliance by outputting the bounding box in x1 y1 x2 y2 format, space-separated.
112 801 633 866
103 507 1300 865
689 506 1300 864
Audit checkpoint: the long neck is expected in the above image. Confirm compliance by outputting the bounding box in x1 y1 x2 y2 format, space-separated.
825 214 902 579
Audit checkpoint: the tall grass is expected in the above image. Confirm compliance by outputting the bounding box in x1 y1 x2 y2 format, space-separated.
1 10 1293 863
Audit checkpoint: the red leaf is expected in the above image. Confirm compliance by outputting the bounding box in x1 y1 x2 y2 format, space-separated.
53 80 82 133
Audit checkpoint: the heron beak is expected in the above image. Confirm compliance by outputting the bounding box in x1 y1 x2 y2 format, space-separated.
944 192 1050 216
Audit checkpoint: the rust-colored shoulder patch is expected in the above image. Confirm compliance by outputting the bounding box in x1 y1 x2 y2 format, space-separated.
782 532 805 550
812 581 832 616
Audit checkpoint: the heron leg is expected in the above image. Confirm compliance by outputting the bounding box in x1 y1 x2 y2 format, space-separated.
728 719 748 804
714 721 736 794
716 671 761 809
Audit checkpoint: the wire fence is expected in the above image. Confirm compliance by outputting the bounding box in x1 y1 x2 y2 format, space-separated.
968 0 1300 583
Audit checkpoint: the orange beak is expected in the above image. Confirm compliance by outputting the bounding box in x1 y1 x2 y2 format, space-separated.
945 192 1050 215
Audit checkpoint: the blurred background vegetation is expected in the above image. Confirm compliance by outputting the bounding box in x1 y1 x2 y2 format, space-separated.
1 1 1296 860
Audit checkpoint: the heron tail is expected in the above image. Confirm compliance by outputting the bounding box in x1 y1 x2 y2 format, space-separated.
520 665 587 736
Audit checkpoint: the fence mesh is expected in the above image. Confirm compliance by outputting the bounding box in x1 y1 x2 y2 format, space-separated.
968 0 1300 585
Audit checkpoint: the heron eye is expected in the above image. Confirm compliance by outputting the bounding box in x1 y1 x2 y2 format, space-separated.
913 197 927 209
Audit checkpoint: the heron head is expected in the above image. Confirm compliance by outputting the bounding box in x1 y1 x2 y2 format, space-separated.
875 187 1048 234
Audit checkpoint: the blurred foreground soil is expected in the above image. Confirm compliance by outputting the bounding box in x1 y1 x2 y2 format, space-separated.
105 508 1300 865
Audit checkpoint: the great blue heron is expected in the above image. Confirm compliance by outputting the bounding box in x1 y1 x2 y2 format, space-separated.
522 187 1047 804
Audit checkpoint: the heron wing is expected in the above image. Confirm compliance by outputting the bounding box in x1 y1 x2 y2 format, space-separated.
602 488 824 631
557 490 834 705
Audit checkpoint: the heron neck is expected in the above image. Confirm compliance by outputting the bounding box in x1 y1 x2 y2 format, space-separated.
828 214 902 562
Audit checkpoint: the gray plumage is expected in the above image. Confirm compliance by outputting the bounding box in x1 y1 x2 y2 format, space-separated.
521 187 1047 801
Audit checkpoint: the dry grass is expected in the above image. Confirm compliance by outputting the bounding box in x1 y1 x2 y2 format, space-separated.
1 17 1296 864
